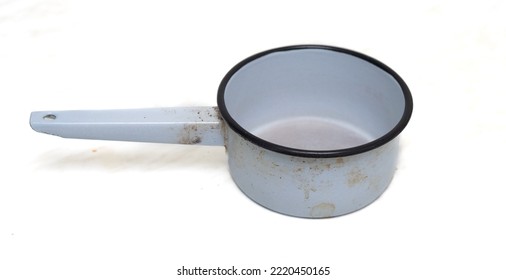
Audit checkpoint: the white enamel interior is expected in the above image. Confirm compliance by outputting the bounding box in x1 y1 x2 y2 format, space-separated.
223 49 405 151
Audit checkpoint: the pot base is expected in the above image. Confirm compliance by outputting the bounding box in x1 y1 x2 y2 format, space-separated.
252 117 373 151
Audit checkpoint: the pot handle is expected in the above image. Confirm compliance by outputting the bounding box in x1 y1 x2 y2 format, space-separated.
29 106 224 146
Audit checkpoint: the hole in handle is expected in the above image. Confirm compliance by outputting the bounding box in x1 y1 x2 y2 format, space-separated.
43 114 57 120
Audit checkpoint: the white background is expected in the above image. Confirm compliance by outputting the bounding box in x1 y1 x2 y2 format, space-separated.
1 0 505 279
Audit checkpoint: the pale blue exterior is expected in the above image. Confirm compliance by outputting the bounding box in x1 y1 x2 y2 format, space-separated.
226 128 399 218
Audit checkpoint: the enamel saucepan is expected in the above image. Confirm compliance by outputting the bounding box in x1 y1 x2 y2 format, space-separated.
30 45 413 218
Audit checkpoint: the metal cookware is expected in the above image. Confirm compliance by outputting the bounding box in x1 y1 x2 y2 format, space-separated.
30 45 413 218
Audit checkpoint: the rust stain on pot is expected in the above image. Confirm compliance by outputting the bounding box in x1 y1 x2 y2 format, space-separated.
179 135 201 144
192 136 201 144
347 167 368 187
257 150 265 161
179 124 201 144
335 157 344 166
302 186 316 200
310 203 336 217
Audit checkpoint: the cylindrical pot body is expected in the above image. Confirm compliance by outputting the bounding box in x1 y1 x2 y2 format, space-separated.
218 45 412 217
